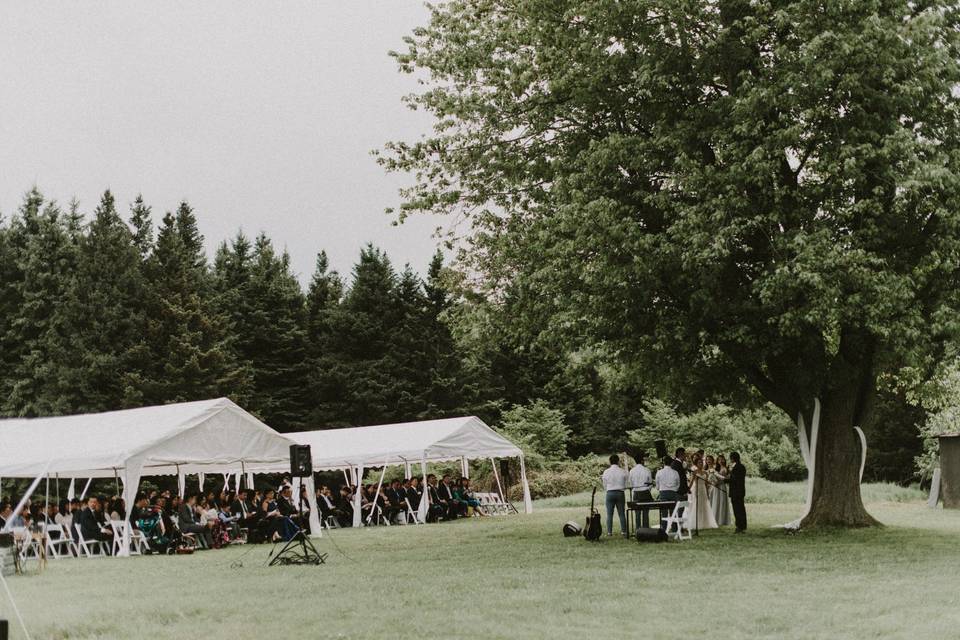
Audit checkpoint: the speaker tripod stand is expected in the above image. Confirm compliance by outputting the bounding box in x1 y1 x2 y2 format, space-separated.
268 491 327 566
268 528 327 566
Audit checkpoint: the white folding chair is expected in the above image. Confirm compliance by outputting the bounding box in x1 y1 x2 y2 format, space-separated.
662 501 691 541
403 498 423 525
74 523 108 557
12 527 40 568
111 520 141 556
43 523 75 559
323 515 341 530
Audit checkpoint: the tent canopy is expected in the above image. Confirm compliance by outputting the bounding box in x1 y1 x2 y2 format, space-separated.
0 397 295 478
282 416 522 470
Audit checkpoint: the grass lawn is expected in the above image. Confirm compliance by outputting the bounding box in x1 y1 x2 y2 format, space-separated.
3 482 960 640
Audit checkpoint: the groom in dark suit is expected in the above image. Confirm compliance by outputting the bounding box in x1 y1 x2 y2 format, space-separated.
729 451 747 533
671 448 689 496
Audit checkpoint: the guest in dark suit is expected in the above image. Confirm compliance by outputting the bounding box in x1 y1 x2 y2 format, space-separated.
231 489 259 531
729 451 747 533
178 494 214 547
671 448 690 496
406 478 422 511
78 496 113 547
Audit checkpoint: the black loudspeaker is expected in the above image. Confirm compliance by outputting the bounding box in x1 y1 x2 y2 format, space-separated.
289 444 312 477
0 618 7 640
654 439 669 460
635 527 668 543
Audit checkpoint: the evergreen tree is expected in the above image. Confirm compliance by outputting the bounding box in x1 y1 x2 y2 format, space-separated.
129 194 154 259
304 250 342 347
310 245 400 426
52 190 151 412
246 234 309 431
0 190 84 415
138 207 248 405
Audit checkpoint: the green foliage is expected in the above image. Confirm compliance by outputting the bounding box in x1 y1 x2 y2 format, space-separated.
382 0 960 521
628 399 805 481
916 359 960 478
499 400 571 460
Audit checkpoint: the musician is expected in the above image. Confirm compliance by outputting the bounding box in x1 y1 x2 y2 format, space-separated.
655 457 681 533
628 450 654 528
601 454 629 537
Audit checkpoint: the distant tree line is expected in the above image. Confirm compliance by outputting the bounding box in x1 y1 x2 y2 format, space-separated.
0 188 638 452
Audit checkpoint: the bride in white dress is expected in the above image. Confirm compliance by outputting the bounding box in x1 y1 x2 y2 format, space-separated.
685 454 718 530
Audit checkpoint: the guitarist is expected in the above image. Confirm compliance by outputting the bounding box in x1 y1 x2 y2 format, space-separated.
601 454 629 537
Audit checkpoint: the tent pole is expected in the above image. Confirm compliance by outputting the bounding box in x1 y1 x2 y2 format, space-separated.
352 465 364 528
491 457 505 503
80 478 92 500
461 456 468 478
113 467 120 495
45 473 50 517
519 454 533 514
404 460 411 479
418 457 429 523
366 461 389 525
56 473 60 504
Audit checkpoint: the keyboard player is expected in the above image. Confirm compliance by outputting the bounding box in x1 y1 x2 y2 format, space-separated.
628 450 654 528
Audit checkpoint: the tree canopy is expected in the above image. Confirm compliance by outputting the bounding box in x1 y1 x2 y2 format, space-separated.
382 0 960 525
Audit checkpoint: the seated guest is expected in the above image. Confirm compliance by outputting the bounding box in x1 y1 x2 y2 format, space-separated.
456 478 484 516
335 486 354 527
178 494 214 548
384 480 406 522
129 494 152 528
438 475 464 519
425 475 446 522
231 489 259 531
261 488 296 541
278 485 307 534
78 496 113 547
0 502 12 529
55 499 73 534
405 478 422 511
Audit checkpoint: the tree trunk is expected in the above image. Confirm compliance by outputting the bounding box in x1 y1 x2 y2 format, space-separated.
801 391 879 528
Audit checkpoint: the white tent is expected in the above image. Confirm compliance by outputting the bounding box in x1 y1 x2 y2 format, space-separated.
262 416 532 525
0 397 322 552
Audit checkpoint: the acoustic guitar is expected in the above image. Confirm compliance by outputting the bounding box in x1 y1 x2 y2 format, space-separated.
583 486 602 541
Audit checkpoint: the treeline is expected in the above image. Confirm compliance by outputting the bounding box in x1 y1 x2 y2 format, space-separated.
0 188 635 450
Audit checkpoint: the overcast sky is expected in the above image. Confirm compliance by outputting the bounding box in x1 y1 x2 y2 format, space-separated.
0 1 442 283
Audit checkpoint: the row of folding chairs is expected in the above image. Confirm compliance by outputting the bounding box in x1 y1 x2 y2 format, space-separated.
474 492 517 515
12 520 151 566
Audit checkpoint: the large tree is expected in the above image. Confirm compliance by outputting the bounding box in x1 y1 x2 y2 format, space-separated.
383 0 960 526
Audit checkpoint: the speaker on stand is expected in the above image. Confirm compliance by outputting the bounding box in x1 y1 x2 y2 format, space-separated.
270 444 327 567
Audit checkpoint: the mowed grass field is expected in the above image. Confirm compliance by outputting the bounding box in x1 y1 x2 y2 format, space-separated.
3 481 960 640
